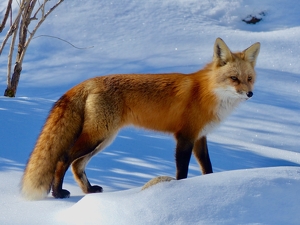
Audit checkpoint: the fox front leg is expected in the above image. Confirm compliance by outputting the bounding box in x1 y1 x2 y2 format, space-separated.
175 134 194 179
193 136 213 174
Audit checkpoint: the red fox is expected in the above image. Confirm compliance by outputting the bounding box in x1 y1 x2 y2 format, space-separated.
21 38 260 200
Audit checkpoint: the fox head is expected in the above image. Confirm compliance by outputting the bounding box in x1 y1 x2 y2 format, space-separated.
212 38 260 102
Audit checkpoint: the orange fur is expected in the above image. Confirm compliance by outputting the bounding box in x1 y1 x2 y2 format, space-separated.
21 38 260 200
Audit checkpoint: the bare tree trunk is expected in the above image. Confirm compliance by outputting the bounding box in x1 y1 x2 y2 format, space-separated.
1 0 64 97
4 0 36 97
4 62 22 97
4 13 19 97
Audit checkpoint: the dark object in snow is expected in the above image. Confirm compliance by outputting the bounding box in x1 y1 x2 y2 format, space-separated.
242 12 265 24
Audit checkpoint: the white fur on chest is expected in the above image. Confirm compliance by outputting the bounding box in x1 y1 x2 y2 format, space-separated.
199 87 242 137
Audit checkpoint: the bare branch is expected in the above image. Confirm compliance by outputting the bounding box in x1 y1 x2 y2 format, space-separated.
41 0 47 17
6 21 19 89
32 0 45 20
33 35 94 50
18 1 37 62
0 0 29 56
0 0 13 33
20 0 64 63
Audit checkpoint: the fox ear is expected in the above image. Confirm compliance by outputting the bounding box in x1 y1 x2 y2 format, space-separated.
243 42 260 67
213 38 232 66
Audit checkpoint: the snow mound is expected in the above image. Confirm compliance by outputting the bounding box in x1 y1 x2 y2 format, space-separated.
57 167 300 225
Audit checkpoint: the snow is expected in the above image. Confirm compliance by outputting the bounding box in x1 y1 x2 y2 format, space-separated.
1 0 300 224
58 167 300 225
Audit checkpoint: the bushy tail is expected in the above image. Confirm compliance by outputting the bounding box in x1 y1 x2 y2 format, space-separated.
21 87 88 200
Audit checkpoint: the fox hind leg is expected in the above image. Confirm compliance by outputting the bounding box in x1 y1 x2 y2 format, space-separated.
52 159 72 198
71 153 102 194
71 135 115 194
51 132 108 198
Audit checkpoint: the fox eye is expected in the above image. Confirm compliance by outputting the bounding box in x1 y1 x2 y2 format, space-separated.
248 76 252 82
230 76 238 81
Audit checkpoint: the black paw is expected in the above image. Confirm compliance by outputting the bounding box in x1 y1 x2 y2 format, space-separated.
88 185 103 193
52 189 70 199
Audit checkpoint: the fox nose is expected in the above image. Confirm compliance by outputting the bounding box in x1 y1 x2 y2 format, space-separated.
246 91 253 98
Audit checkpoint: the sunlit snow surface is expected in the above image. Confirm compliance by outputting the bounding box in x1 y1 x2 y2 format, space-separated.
1 0 300 224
